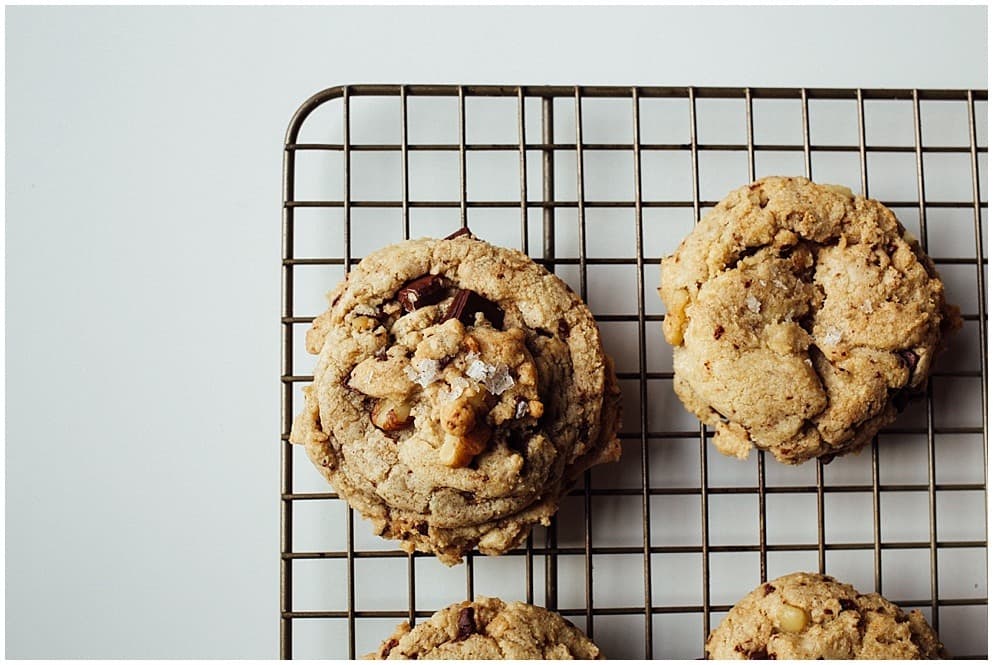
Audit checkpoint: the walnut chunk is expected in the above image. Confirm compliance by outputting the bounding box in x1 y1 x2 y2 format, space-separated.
438 425 491 467
371 399 413 431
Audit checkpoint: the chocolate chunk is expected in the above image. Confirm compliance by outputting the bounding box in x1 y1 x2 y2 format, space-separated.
456 606 477 641
839 598 857 612
895 613 909 624
415 522 429 535
398 275 446 312
898 350 919 372
748 647 773 660
444 289 504 329
714 325 725 340
762 583 776 596
445 227 473 240
558 318 570 338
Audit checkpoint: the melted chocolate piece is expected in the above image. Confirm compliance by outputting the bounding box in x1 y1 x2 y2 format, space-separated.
444 289 505 329
398 275 446 312
839 598 857 612
456 606 477 641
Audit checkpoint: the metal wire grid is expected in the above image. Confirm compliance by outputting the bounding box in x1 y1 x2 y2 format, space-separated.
281 85 988 659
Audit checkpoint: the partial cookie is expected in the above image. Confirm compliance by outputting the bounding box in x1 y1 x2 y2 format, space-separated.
290 232 621 564
659 176 960 464
367 596 603 660
705 572 945 659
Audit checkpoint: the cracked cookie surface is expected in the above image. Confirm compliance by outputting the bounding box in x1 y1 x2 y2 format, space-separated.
659 176 960 464
367 596 603 660
705 572 944 659
290 234 621 564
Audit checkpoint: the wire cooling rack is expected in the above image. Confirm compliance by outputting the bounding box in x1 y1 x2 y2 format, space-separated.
280 85 988 659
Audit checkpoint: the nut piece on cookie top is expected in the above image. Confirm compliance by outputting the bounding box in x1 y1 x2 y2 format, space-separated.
658 176 960 465
705 572 945 660
290 232 622 564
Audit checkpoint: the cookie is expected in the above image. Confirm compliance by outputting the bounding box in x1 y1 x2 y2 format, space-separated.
659 176 960 464
367 596 603 660
705 572 945 659
290 232 621 564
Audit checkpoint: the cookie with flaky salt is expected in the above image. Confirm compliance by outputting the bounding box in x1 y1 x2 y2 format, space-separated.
291 230 621 564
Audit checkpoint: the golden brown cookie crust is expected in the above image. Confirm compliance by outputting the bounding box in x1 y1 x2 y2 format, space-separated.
367 596 604 660
659 176 960 464
291 234 621 564
705 572 945 659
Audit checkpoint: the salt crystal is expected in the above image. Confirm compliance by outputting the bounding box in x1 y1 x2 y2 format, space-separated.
746 295 761 313
860 299 874 314
485 364 515 396
406 358 441 387
465 357 516 395
466 359 490 383
515 400 529 419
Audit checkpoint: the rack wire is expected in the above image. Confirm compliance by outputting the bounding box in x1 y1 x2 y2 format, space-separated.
281 85 988 659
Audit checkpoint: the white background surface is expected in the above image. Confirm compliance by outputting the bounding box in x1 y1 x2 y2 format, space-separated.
5 5 988 659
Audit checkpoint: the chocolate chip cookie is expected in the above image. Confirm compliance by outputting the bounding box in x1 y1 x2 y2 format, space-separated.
290 231 621 564
706 572 945 659
367 596 604 659
659 176 960 464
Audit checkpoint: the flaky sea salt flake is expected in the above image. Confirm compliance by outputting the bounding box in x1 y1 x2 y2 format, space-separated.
406 358 441 387
466 359 490 383
485 364 515 396
746 294 762 313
